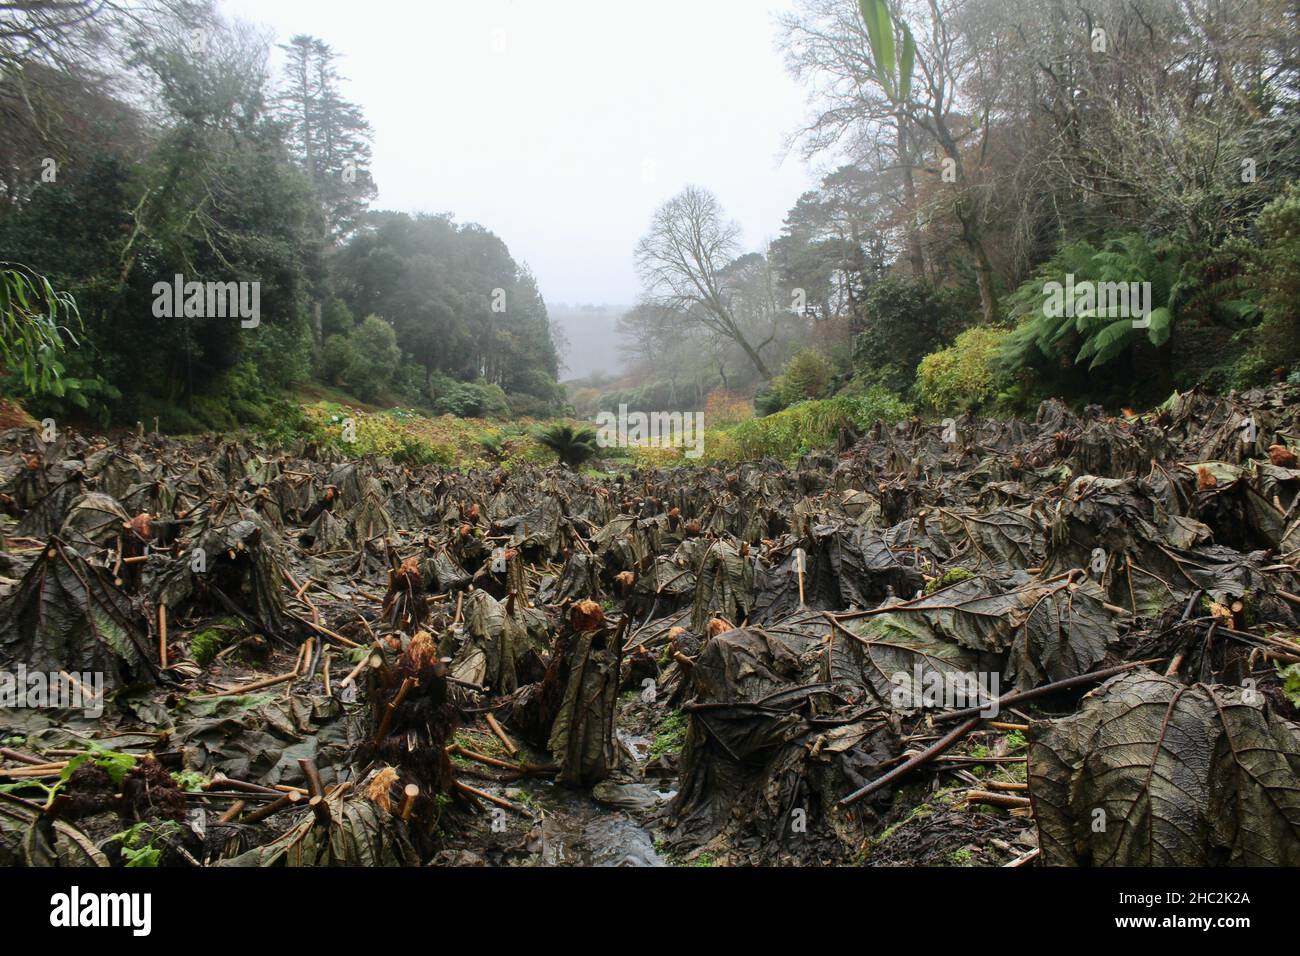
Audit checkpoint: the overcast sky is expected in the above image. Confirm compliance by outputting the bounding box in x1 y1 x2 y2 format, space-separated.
220 0 819 307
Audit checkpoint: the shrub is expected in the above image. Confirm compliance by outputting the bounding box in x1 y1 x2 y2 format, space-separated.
774 349 835 407
259 399 326 447
427 373 510 419
853 277 975 390
1000 236 1188 373
319 296 355 338
245 317 315 391
722 389 912 462
916 326 1010 413
322 315 401 401
1236 185 1300 383
703 389 753 428
753 382 785 417
135 398 204 435
506 391 557 419
0 262 81 398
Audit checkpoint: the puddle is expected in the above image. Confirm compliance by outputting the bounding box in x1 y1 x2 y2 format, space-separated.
528 785 665 867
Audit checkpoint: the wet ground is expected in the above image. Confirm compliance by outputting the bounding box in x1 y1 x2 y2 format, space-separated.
440 693 681 867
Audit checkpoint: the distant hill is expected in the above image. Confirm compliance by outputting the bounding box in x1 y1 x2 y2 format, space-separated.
550 304 628 381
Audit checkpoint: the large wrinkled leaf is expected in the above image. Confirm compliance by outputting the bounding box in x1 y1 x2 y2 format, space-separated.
1006 578 1119 690
218 795 418 866
158 512 293 639
934 506 1046 572
16 475 84 539
455 589 547 694
1030 671 1300 866
836 575 1120 692
690 541 754 631
347 490 396 544
0 795 110 867
669 624 894 857
819 524 925 609
59 492 131 550
832 612 991 708
548 630 619 787
0 540 154 693
173 693 349 786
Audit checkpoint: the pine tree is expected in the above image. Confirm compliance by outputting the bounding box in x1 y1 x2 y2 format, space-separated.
278 35 376 241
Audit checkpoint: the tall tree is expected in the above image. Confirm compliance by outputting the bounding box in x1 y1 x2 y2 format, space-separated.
278 35 375 242
781 0 1007 324
634 186 777 380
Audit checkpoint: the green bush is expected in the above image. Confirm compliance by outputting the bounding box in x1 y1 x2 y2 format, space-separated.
774 349 835 408
322 315 401 401
506 391 558 419
319 296 355 338
0 262 81 398
853 277 975 391
338 413 450 464
1236 185 1300 383
258 399 327 447
533 423 599 468
510 368 565 405
135 398 204 435
998 234 1260 404
1000 235 1193 373
392 434 454 467
724 388 912 462
427 373 510 419
916 326 1010 413
753 382 785 417
245 317 315 392
153 361 277 434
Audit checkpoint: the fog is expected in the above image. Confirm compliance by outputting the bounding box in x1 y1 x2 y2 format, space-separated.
222 0 818 307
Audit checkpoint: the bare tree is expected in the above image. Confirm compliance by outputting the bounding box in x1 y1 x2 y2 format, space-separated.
779 0 928 278
780 0 1008 324
634 185 776 379
0 0 205 203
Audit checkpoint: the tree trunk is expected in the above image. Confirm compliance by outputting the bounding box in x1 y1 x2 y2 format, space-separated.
898 121 927 278
736 337 772 380
957 207 998 325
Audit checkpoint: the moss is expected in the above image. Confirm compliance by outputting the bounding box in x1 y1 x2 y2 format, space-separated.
925 567 976 595
967 743 991 775
1237 591 1260 628
190 630 227 667
649 710 688 760
454 728 508 759
872 787 962 846
948 847 975 866
190 618 244 666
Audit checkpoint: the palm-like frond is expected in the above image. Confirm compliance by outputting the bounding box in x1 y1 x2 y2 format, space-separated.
1000 235 1201 374
533 424 599 468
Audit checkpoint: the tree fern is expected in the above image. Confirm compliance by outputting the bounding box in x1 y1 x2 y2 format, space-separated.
533 424 599 468
1000 236 1195 373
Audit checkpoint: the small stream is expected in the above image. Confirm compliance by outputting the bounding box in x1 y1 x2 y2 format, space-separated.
514 729 676 867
